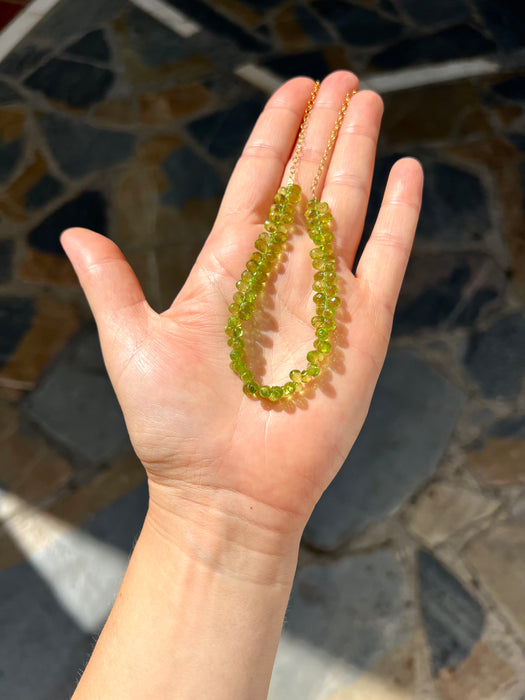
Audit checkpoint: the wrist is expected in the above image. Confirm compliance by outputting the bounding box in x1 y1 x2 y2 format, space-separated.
146 477 302 588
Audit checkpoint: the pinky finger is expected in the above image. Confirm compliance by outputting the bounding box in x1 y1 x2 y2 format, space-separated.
356 157 423 322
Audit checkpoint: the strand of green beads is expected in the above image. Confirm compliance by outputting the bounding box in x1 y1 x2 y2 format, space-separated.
226 183 302 402
287 197 340 390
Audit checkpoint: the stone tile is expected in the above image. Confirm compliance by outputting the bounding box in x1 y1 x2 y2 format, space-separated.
466 513 525 636
0 44 49 78
465 314 525 399
28 190 107 255
19 248 78 286
0 238 14 284
294 5 334 44
0 562 92 699
312 1 403 46
0 297 36 366
270 549 413 699
476 0 525 50
405 482 499 547
188 95 266 159
117 7 187 68
0 296 81 387
39 113 136 179
64 29 111 63
138 84 212 124
394 252 506 335
418 551 484 675
0 149 53 214
0 138 23 185
372 25 496 70
263 47 350 81
467 415 525 486
161 146 224 206
400 0 469 26
434 640 515 700
31 0 126 41
0 78 20 104
25 58 114 109
24 172 63 210
273 7 312 51
492 76 525 103
92 97 138 125
0 106 25 185
210 0 262 28
0 398 17 440
22 327 130 468
304 350 465 550
0 426 73 505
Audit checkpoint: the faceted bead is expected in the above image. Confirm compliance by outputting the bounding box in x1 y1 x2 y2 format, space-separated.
240 369 253 383
310 247 324 259
251 252 263 264
317 201 330 214
233 291 244 304
281 212 293 224
307 350 321 364
329 296 341 308
316 327 329 340
269 386 284 402
244 289 257 303
324 318 336 331
274 193 286 205
301 370 313 383
290 369 302 383
312 259 326 271
254 237 268 253
234 360 247 375
228 302 240 314
236 279 249 291
227 315 241 327
320 212 333 223
246 260 258 272
322 231 334 243
278 186 288 197
267 243 281 257
312 280 325 292
259 385 271 399
321 244 334 256
243 382 259 396
230 349 243 361
241 270 251 283
325 271 338 283
317 340 331 354
323 307 335 319
238 305 252 321
274 231 287 244
307 363 320 377
324 260 336 271
311 316 324 328
313 292 326 305
288 184 301 200
264 220 277 233
283 382 296 395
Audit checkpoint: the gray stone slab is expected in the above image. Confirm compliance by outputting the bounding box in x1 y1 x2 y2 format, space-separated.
30 0 127 42
418 550 484 674
465 313 525 399
23 327 129 468
304 350 466 550
270 549 413 699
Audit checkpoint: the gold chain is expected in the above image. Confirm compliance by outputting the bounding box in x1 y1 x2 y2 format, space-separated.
310 89 357 198
287 81 320 187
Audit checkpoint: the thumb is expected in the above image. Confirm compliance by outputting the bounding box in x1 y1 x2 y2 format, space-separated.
61 228 150 371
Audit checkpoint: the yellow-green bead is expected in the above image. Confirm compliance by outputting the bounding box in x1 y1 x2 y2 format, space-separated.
233 291 244 304
269 386 284 402
317 201 330 214
290 369 302 383
323 307 335 319
329 296 341 308
230 349 243 361
246 259 258 273
311 316 324 328
228 302 240 314
301 370 313 383
313 292 326 305
312 259 326 271
254 237 267 253
240 369 253 382
236 279 249 291
243 382 259 396
227 315 241 327
307 363 320 377
317 340 331 354
288 184 301 201
316 327 329 340
259 385 271 399
283 382 296 395
307 350 321 364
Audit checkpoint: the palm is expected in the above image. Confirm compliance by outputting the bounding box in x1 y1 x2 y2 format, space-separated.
62 73 422 528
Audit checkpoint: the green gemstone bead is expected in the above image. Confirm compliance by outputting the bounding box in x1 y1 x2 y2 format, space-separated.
311 233 324 245
236 279 249 291
227 315 241 327
244 289 257 303
243 382 259 396
313 292 326 305
274 231 287 244
310 247 324 259
322 230 334 242
254 237 268 253
317 201 330 214
301 370 313 383
269 386 284 402
325 271 338 283
238 306 252 321
290 369 302 383
228 302 240 314
264 220 277 233
251 252 263 264
311 316 324 328
246 259 258 273
231 359 246 374
287 184 301 202
316 327 329 340
230 349 243 361
317 340 331 354
320 212 333 223
278 186 288 197
324 260 336 272
273 193 286 205
283 382 296 395
233 291 244 304
312 259 326 271
281 212 293 224
307 363 320 377
323 307 335 319
324 318 336 331
328 296 341 308
259 385 271 399
241 270 251 282
307 350 322 364
240 369 253 383
321 243 334 257
312 280 325 292
267 243 281 257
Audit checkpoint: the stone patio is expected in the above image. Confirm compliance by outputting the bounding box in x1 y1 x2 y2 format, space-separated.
1 0 525 698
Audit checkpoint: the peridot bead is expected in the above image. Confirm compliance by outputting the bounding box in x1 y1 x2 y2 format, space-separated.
243 382 259 396
254 237 268 253
323 307 335 319
310 247 324 259
316 327 329 340
246 259 258 272
301 370 313 383
259 385 271 399
312 279 325 292
307 363 320 377
241 270 251 282
227 315 241 327
312 259 326 271
269 386 284 402
288 184 301 200
307 350 322 364
264 220 277 233
329 296 341 308
278 186 288 197
240 369 253 382
283 382 296 395
317 340 331 354
230 349 243 361
317 201 330 214
273 193 286 205
324 319 336 331
320 212 332 223
236 279 249 291
233 291 244 304
289 369 302 383
228 302 240 314
311 316 324 328
313 292 325 305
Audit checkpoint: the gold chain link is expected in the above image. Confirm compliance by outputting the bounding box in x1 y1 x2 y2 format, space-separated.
310 89 357 198
287 81 320 187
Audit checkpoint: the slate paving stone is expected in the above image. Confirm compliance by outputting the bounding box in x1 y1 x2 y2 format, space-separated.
39 113 136 179
418 159 491 243
294 5 334 44
25 58 114 109
0 45 49 79
188 95 266 159
64 29 111 63
394 252 506 335
0 297 36 366
465 314 525 399
0 239 14 284
475 0 525 50
312 1 404 46
24 173 64 211
0 139 23 185
263 50 334 81
121 8 188 68
304 350 465 550
28 191 107 256
467 415 525 486
0 562 92 700
418 551 485 675
31 0 127 41
371 25 496 70
270 549 413 699
161 147 224 208
0 79 19 104
23 327 129 468
400 0 470 26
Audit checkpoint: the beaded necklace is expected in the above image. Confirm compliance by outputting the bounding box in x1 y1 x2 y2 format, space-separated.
225 83 356 402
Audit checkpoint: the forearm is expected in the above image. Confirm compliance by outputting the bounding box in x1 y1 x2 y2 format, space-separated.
72 487 301 700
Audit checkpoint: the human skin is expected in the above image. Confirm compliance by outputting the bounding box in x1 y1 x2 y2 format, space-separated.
63 71 423 699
